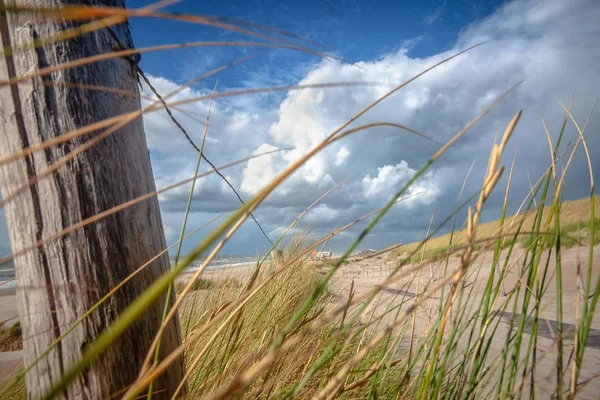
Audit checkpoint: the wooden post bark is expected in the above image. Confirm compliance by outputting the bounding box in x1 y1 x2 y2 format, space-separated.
0 1 185 398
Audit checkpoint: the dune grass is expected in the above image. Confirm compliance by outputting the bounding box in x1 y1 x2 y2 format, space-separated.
389 196 600 262
0 322 21 352
0 4 599 400
175 246 401 399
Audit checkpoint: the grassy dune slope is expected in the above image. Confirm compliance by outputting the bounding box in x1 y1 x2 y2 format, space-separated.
389 195 600 262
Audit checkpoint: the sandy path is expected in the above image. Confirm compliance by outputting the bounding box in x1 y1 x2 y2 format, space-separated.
329 245 600 399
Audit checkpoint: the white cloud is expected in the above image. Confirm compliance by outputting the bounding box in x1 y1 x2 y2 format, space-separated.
227 111 257 132
361 162 440 205
362 162 415 199
335 146 350 166
232 0 600 250
302 204 341 225
404 89 430 111
241 143 279 194
163 224 177 242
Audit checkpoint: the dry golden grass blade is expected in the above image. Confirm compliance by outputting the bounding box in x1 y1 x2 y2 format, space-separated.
0 81 390 169
329 122 438 144
554 109 595 197
3 3 334 58
498 149 517 276
165 216 254 399
41 81 206 124
0 54 255 210
556 99 596 191
0 148 283 267
0 277 15 288
5 2 171 20
462 150 518 385
0 0 178 57
42 78 348 132
537 97 573 185
323 42 487 146
0 41 335 87
40 79 158 102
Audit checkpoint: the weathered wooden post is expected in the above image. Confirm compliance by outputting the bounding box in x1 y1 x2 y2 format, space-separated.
0 1 185 398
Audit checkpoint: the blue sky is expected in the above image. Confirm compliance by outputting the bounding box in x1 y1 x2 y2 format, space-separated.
1 0 599 258
127 0 505 89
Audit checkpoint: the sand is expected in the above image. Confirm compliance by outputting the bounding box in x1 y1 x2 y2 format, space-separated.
0 288 21 385
0 287 19 329
329 244 600 399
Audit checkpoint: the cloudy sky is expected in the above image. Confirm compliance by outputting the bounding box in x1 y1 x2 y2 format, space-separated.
2 0 600 257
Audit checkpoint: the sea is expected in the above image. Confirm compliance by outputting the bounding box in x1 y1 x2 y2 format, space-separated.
173 255 259 272
0 259 15 289
0 255 260 290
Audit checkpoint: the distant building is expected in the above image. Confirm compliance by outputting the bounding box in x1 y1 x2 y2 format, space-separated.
309 250 332 260
361 249 375 254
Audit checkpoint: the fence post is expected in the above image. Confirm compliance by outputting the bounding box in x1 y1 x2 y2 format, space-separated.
0 5 185 397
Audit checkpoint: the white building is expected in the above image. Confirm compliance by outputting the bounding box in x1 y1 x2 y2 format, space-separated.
311 250 332 259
